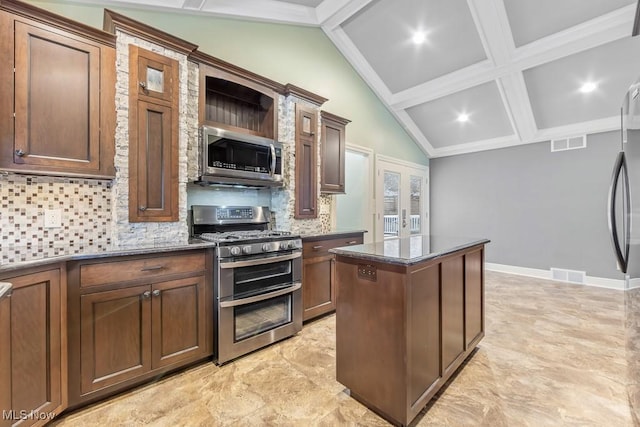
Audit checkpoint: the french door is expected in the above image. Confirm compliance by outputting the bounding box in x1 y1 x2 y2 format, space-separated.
375 155 429 239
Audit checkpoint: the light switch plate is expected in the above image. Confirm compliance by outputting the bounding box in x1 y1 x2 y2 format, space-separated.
44 209 62 228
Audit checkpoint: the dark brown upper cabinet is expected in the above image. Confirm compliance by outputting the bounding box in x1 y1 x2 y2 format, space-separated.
320 111 350 194
0 0 116 178
295 104 318 219
129 45 179 223
195 53 281 140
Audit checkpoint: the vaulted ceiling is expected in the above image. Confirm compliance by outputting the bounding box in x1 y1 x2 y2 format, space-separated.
68 0 640 157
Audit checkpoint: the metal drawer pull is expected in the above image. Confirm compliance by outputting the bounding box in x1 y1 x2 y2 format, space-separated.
346 241 357 245
219 282 301 308
152 289 161 297
141 265 164 271
15 149 25 157
220 252 301 269
312 245 323 250
142 291 151 299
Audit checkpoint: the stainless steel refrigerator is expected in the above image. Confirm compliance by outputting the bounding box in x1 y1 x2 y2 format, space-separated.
611 77 640 286
618 76 640 425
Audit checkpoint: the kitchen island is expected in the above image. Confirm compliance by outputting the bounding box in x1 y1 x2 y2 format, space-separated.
331 235 489 426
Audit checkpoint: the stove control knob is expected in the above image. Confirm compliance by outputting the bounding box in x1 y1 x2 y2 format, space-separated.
288 240 298 250
262 243 272 252
279 241 289 250
242 245 252 255
230 246 241 256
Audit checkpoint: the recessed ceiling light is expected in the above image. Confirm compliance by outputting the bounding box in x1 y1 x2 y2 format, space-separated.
579 82 597 93
411 31 427 45
457 113 469 123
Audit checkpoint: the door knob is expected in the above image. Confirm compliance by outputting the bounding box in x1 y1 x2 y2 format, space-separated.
15 149 25 157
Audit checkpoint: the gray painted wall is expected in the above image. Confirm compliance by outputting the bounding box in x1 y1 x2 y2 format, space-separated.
431 131 624 280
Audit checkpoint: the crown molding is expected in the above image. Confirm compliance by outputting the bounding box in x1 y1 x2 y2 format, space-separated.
320 110 351 125
103 9 198 54
284 84 327 106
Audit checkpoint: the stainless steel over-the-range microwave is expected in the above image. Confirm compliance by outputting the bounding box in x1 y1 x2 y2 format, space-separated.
199 125 283 187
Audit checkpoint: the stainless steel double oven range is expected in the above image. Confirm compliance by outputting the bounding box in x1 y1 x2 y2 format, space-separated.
191 205 302 364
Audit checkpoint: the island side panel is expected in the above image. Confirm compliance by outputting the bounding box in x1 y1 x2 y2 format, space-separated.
335 256 408 424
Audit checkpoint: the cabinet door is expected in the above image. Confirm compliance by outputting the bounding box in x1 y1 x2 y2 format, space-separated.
302 255 335 321
320 113 349 194
129 46 179 223
129 100 178 222
465 249 484 347
441 256 465 375
9 269 63 426
151 276 207 369
11 21 101 173
0 293 11 427
295 104 318 219
80 285 152 394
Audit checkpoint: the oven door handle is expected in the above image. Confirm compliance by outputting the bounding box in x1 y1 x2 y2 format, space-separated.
219 282 302 308
220 252 301 268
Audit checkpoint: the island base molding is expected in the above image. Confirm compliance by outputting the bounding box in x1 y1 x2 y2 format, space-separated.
335 243 486 426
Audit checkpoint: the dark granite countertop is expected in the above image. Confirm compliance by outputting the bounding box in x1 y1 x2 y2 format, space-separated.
329 235 490 266
0 282 12 299
301 230 367 242
0 240 216 274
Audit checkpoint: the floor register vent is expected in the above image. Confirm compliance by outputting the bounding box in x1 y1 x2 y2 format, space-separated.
551 135 586 152
550 268 586 284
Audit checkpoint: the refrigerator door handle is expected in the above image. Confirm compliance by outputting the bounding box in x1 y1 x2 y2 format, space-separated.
608 151 629 273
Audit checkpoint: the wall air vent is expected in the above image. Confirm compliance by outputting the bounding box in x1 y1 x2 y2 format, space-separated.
550 268 586 284
551 135 586 152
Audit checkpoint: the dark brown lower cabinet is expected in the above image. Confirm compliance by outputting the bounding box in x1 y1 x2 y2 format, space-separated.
68 251 212 408
335 244 486 426
0 267 66 427
302 233 364 321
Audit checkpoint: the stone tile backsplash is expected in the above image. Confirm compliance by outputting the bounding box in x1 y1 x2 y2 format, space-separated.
0 174 112 264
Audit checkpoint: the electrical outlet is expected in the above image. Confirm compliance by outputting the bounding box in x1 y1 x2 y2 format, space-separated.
44 209 62 228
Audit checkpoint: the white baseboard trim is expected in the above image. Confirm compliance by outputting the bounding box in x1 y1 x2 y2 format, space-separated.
629 278 640 290
485 263 627 291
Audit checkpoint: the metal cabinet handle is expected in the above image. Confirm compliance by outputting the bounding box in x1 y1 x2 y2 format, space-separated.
152 289 161 297
139 81 147 89
139 206 147 211
15 149 25 157
141 265 164 271
346 241 357 245
312 245 323 250
142 291 151 299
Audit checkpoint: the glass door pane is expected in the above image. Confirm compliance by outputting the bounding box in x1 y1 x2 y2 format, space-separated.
410 175 422 235
383 171 400 238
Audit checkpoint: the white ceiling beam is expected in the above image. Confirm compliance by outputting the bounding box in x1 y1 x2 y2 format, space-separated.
513 4 635 71
390 60 502 110
393 110 437 157
431 135 520 158
319 0 374 30
497 73 537 141
199 0 317 25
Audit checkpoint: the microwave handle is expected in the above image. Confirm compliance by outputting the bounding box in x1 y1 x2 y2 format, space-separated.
269 143 276 177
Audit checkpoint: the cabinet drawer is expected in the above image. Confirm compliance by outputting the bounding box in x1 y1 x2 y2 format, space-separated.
80 252 206 288
303 235 363 258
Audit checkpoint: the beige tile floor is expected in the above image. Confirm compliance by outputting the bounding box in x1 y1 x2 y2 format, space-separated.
52 271 633 426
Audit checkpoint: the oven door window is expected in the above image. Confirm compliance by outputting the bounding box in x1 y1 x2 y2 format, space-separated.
234 294 292 341
234 259 293 296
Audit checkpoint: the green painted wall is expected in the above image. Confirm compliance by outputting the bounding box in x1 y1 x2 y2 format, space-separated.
26 0 428 164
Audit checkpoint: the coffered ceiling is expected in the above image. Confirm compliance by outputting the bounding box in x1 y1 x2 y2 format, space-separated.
66 0 640 158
